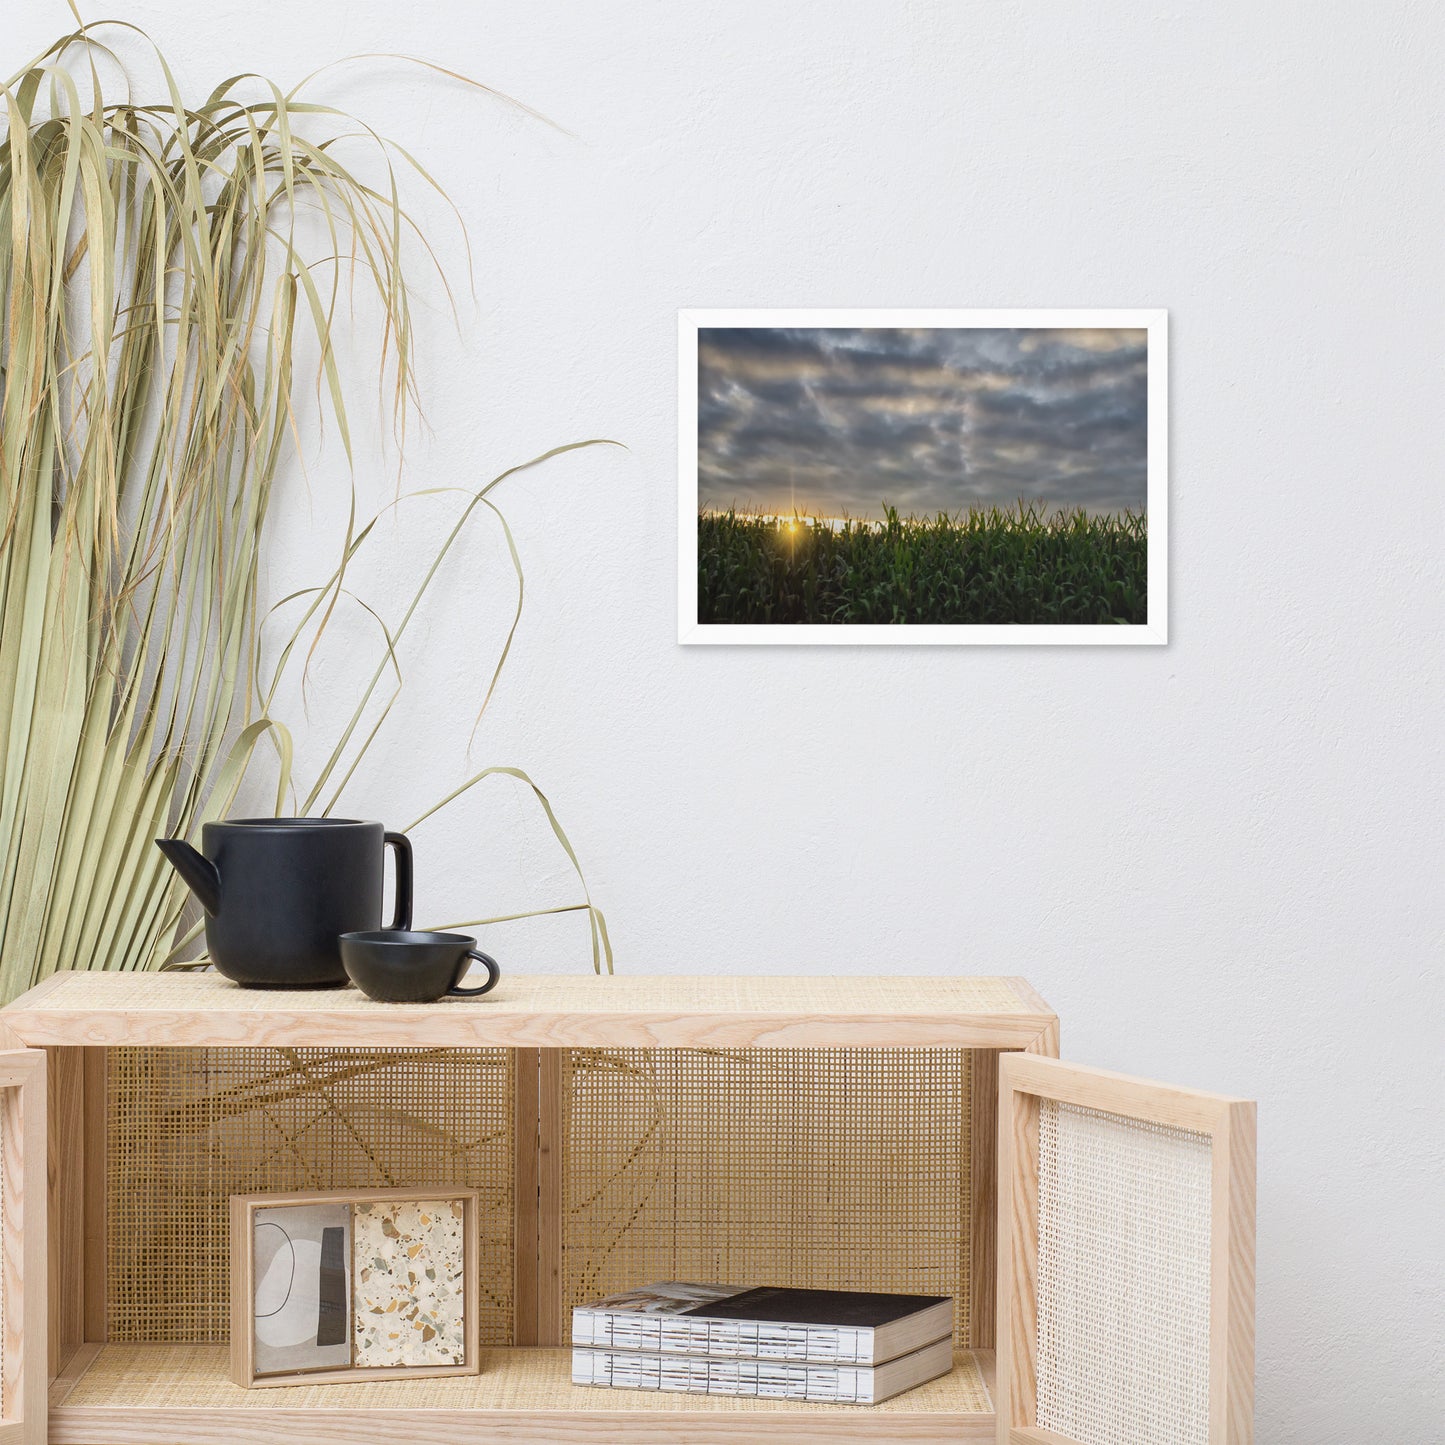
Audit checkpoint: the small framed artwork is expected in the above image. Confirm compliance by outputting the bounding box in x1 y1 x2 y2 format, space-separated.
230 1187 480 1387
679 308 1167 645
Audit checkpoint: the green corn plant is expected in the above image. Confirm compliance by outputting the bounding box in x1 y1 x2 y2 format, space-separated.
0 17 611 1002
697 505 1147 626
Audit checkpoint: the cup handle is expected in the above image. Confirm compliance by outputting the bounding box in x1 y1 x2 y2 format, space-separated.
449 950 500 997
384 831 413 931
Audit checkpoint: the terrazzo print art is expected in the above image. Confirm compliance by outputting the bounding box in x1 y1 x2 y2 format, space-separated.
352 1198 468 1367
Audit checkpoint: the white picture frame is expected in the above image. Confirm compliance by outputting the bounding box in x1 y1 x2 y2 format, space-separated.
678 308 1168 646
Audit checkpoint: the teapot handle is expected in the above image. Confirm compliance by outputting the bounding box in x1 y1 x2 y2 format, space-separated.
384 831 413 931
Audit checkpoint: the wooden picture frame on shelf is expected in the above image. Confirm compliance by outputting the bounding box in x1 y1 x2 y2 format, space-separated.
230 1186 481 1388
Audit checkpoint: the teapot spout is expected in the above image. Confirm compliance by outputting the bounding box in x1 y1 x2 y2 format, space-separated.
155 838 221 915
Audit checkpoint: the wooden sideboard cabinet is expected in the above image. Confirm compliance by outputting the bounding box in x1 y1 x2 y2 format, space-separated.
0 971 1251 1444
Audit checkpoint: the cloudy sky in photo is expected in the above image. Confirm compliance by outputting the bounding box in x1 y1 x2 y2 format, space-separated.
697 326 1148 519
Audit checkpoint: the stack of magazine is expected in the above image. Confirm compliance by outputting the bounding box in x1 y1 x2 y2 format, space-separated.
571 1282 954 1405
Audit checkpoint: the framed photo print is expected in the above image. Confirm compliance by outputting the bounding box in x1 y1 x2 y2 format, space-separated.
679 308 1167 645
230 1187 480 1387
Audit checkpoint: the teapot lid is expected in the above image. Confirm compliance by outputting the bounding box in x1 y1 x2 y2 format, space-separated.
211 817 380 829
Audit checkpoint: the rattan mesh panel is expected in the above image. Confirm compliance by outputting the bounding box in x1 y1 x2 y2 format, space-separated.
106 1048 513 1344
1036 1099 1212 1445
561 1048 973 1345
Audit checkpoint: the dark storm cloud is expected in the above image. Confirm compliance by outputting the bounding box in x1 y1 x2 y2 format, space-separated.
697 327 1148 518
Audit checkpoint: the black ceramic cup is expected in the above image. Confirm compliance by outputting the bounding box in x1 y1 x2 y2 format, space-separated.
338 930 501 1003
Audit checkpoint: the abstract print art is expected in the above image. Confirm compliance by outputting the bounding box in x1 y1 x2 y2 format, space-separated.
235 1188 477 1385
251 1200 354 1375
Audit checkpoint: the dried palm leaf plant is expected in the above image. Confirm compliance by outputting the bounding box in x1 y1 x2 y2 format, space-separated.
0 17 611 1002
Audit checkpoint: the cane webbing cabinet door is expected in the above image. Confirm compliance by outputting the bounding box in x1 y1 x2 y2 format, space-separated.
0 1050 46 1445
996 1054 1254 1445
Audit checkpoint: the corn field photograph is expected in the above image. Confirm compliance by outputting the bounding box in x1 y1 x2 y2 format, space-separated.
678 310 1167 645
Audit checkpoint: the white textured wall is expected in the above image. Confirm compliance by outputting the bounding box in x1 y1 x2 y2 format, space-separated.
13 2 1445 1437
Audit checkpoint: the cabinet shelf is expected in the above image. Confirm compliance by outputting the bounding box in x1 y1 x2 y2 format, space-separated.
49 1345 997 1444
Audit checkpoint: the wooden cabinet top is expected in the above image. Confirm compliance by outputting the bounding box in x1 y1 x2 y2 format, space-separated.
2 970 1056 1050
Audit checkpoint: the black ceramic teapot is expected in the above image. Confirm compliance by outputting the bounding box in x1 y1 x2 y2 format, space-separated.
156 818 412 988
